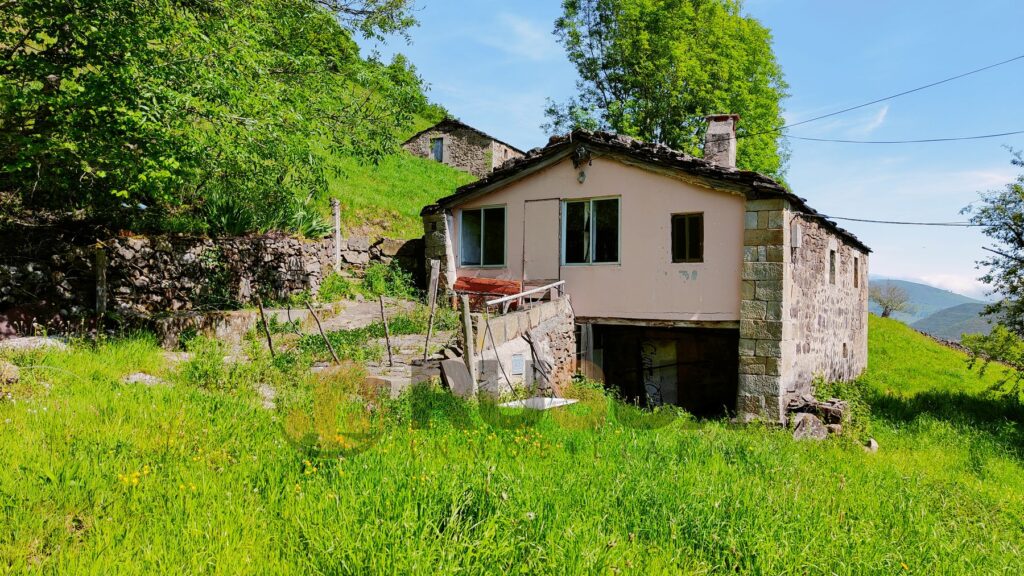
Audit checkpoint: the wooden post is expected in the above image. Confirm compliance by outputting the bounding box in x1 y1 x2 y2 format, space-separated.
379 295 393 367
95 245 107 317
257 298 275 358
422 260 440 362
460 295 477 387
331 198 342 273
307 302 340 364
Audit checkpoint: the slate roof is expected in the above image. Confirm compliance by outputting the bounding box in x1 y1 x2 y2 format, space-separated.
425 130 870 253
403 118 526 156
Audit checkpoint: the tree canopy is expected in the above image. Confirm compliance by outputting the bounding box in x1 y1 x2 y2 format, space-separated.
545 0 789 179
1 0 427 235
965 150 1024 333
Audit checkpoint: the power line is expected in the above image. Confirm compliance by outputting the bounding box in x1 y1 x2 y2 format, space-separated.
783 129 1024 144
799 213 979 227
739 52 1024 139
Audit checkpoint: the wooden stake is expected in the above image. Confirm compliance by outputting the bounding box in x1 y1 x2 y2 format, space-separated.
379 296 394 367
461 295 478 387
257 298 275 358
422 260 440 362
307 302 340 364
331 198 342 273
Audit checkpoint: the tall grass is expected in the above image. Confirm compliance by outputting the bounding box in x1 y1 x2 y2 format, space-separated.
0 317 1021 573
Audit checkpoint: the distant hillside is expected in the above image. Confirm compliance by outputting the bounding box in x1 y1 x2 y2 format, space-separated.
868 278 982 324
912 303 998 342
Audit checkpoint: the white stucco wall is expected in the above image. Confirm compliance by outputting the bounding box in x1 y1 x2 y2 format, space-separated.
451 156 746 322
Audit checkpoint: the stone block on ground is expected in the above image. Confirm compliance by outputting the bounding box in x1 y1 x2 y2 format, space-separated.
0 360 19 384
123 372 166 387
792 412 828 441
440 359 475 398
0 337 69 353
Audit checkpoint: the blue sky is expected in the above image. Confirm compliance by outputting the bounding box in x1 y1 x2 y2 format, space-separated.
362 0 1024 299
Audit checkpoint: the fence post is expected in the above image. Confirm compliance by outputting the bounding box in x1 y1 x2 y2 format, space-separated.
95 245 107 317
331 198 342 272
461 295 478 390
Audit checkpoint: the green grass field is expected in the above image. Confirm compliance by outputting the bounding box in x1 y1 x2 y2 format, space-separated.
1 316 1022 574
315 115 478 240
319 153 476 240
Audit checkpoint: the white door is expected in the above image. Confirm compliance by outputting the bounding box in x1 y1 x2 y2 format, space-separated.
523 199 561 282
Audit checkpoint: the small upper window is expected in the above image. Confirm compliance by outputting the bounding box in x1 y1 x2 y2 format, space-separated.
672 213 703 263
564 198 619 264
829 250 837 285
430 138 444 162
854 257 860 288
460 206 506 267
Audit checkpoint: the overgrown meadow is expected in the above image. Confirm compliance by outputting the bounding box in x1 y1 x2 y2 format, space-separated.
0 316 1021 574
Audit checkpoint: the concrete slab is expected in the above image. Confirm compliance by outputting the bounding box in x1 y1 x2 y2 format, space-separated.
498 397 579 411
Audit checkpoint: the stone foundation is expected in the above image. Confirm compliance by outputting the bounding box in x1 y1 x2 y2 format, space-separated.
469 297 576 396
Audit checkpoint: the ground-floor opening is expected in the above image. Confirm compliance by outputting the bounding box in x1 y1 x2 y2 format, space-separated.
578 323 739 418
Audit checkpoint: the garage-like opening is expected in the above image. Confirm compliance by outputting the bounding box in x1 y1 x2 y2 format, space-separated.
579 324 739 418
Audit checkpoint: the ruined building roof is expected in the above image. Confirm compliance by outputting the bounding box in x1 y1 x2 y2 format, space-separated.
402 118 526 155
425 130 870 253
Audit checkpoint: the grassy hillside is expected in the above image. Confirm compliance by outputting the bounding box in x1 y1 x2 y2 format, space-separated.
0 318 1021 573
912 302 997 342
318 153 476 239
868 278 982 323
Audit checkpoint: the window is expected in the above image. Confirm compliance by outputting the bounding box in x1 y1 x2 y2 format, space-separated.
671 213 704 263
430 138 444 162
829 250 837 285
854 257 860 288
460 206 505 267
563 198 619 264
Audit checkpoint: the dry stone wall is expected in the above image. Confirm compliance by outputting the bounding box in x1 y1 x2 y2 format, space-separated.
0 225 422 333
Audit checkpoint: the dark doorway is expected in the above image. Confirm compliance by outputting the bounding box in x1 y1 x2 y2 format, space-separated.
591 324 739 417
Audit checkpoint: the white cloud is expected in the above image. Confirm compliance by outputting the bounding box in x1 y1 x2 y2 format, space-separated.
850 104 889 136
478 13 559 62
914 274 993 300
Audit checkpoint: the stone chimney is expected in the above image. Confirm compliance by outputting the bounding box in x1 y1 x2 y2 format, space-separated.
703 114 740 168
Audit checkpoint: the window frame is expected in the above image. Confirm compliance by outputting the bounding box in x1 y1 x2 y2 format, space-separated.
430 137 444 162
459 205 507 268
561 196 622 266
671 212 705 263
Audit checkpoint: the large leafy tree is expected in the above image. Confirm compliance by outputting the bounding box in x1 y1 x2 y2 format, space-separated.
1 0 426 235
965 150 1024 333
546 0 789 178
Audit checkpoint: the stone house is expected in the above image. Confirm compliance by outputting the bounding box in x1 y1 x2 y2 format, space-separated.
403 118 525 178
421 115 870 422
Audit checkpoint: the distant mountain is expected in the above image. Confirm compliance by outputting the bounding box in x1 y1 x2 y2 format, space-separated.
912 303 997 342
868 278 983 324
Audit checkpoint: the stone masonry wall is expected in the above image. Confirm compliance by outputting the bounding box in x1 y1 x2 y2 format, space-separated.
491 141 523 171
470 297 576 396
738 198 789 422
403 125 503 178
422 209 457 296
780 214 869 396
0 226 422 334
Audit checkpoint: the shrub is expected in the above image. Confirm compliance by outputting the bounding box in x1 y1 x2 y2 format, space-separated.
815 376 873 442
318 273 356 303
360 262 417 299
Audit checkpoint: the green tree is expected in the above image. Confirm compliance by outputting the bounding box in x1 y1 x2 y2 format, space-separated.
545 0 789 178
964 150 1024 333
1 0 422 235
